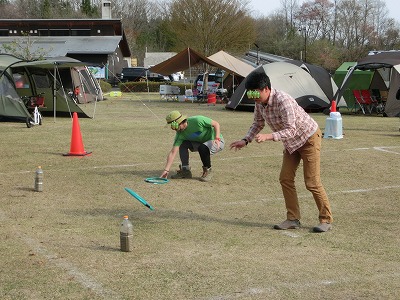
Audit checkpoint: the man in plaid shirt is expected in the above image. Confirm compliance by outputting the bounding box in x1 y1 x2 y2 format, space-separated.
230 72 333 232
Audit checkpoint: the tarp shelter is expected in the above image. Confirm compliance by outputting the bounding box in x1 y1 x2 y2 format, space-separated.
207 51 254 78
333 51 400 117
333 62 374 108
0 55 31 124
8 56 102 119
149 48 225 88
207 50 255 95
149 48 254 92
226 62 345 111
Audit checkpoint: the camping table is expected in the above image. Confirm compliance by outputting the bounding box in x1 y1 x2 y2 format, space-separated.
159 85 180 101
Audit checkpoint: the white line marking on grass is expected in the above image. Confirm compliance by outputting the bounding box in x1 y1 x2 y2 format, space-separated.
2 145 400 176
281 231 301 238
340 185 400 194
198 272 398 300
373 146 400 155
348 147 370 151
0 210 120 299
191 186 400 210
21 236 120 299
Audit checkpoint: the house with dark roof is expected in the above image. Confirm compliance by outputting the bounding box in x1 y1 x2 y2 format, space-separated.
0 2 131 82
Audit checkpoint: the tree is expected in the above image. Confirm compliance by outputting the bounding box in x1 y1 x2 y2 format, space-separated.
1 34 51 60
167 0 256 56
81 0 98 17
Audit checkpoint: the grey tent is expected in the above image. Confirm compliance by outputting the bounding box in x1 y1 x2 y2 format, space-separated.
0 68 31 124
226 62 345 111
0 54 102 119
334 51 400 117
0 54 32 124
10 56 102 119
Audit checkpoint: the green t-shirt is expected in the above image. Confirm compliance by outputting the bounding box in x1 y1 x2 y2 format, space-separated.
173 115 222 146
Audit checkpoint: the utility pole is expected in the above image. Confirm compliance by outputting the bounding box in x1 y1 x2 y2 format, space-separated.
254 43 260 65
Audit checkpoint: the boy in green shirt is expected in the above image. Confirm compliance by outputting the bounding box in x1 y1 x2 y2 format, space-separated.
161 111 224 182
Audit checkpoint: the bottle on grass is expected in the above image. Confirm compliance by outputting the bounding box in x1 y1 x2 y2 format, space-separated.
120 215 133 252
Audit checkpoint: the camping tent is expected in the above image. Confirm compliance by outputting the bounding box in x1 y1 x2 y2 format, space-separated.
149 48 226 87
333 62 374 108
0 54 33 125
207 50 255 95
0 54 101 119
0 67 32 124
150 48 254 92
207 51 254 78
334 51 400 117
226 62 345 111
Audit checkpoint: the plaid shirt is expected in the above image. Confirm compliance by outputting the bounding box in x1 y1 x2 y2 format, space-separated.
244 88 318 154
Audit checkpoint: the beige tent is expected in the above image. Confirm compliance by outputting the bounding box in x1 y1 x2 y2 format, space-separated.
150 48 254 95
207 51 254 77
150 48 254 81
149 48 224 78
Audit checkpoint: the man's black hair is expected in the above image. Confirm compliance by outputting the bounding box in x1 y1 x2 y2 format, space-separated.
245 71 271 90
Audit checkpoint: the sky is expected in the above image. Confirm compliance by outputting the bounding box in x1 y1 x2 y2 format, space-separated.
247 0 400 22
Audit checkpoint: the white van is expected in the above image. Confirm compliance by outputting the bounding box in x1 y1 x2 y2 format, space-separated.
195 73 224 95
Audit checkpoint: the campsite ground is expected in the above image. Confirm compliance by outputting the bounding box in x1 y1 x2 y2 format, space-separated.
1 93 399 299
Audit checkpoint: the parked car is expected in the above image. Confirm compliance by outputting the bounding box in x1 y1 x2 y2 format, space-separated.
120 67 170 82
195 73 225 95
169 72 184 81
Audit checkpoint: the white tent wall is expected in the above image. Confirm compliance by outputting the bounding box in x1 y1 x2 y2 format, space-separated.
385 65 400 117
227 62 344 111
271 63 327 109
70 66 103 104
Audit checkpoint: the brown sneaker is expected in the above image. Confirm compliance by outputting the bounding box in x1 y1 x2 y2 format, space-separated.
171 165 192 179
273 219 301 230
199 167 212 182
313 222 332 232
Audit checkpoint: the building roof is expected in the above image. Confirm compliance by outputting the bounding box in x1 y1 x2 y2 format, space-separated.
0 36 127 58
0 18 131 58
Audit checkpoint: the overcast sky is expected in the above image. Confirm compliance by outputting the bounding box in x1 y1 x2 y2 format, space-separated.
248 0 399 22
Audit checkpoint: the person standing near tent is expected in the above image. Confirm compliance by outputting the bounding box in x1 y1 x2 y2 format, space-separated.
160 110 224 182
229 72 333 232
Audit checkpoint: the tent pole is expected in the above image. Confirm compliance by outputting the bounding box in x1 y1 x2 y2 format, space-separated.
188 48 192 90
53 63 57 122
232 74 235 93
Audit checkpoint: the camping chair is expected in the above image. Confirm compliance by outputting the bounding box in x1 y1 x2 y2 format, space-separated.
372 89 386 114
360 90 378 114
352 90 369 114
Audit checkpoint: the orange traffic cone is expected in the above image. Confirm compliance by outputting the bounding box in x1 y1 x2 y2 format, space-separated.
330 100 337 112
63 112 92 156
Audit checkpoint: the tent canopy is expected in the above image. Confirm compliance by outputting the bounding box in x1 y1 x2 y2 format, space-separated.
333 51 400 117
227 62 343 111
287 60 338 105
12 57 86 70
207 50 254 77
333 62 374 106
0 68 31 123
0 54 100 118
149 48 225 76
149 48 254 78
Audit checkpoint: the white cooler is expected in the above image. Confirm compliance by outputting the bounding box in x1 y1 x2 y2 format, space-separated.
324 112 343 139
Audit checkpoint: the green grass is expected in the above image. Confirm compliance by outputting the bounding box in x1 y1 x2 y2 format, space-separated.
1 93 399 299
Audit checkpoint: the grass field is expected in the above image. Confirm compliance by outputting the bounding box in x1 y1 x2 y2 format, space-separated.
1 93 399 299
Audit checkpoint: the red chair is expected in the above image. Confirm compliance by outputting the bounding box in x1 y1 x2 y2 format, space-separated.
360 90 378 114
352 90 369 114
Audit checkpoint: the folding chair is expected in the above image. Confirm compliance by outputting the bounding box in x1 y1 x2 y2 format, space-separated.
352 90 369 114
360 90 378 114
